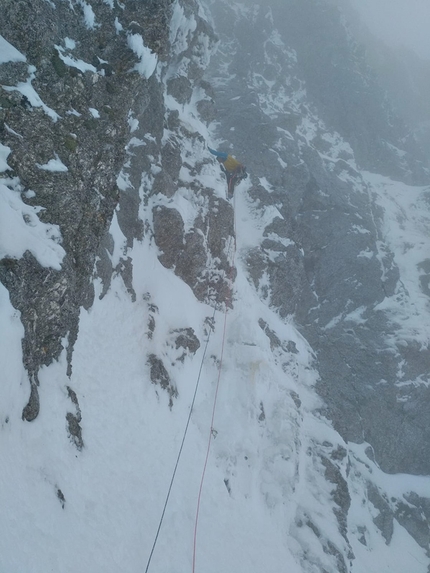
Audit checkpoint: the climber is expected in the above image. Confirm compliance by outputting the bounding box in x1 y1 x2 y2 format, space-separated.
208 147 247 198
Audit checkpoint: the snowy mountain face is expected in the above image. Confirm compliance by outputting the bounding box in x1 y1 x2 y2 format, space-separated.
1 1 430 572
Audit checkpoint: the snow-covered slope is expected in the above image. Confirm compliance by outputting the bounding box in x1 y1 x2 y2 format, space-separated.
1 1 429 572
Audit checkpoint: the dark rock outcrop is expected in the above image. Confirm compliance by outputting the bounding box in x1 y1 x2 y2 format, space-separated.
147 353 177 409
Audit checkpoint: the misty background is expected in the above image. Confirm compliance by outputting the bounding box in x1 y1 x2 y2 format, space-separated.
242 0 430 155
343 0 430 152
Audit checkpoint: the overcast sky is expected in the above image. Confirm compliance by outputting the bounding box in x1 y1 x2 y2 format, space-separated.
347 0 430 60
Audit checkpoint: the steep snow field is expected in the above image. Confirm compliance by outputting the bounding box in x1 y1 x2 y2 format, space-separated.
1 1 430 571
365 172 430 357
0 182 309 572
1 170 429 572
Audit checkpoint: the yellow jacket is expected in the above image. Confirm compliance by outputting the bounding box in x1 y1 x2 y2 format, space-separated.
223 155 242 172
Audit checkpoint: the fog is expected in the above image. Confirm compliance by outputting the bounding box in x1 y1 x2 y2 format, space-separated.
339 0 430 150
347 0 430 61
237 0 430 155
238 0 430 61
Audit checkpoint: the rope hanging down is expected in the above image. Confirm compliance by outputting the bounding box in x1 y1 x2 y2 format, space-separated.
192 209 237 573
192 304 230 573
144 304 217 573
144 204 237 573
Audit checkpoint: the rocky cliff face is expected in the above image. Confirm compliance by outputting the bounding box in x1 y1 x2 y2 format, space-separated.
1 1 430 572
0 0 218 421
205 0 430 567
207 0 430 474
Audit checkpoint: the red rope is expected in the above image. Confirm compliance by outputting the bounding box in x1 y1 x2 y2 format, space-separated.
192 306 229 573
192 201 237 573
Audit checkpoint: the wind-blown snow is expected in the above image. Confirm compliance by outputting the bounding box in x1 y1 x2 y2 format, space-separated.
347 443 429 573
0 282 29 424
349 0 430 61
3 66 60 122
127 34 158 79
0 181 65 269
169 2 197 57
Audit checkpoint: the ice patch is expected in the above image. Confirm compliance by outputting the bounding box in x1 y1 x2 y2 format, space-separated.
297 116 318 143
54 45 97 73
127 34 157 79
384 141 407 158
64 37 76 50
78 0 96 29
117 168 132 192
2 65 60 122
89 107 100 118
0 143 12 172
0 35 26 64
4 123 23 139
36 154 68 172
276 126 294 140
114 17 123 33
128 112 139 132
351 224 370 235
107 210 128 267
169 2 197 56
258 176 274 193
358 248 374 259
127 137 145 148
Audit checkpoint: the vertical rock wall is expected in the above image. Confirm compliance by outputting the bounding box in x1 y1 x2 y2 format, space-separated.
0 0 181 420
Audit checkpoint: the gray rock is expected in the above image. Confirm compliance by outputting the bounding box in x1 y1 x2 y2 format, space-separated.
367 483 394 544
147 353 177 409
152 195 235 307
21 379 40 422
66 386 83 450
174 328 201 355
321 456 351 542
0 0 177 420
395 493 430 551
152 205 186 268
167 75 193 104
152 171 177 198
